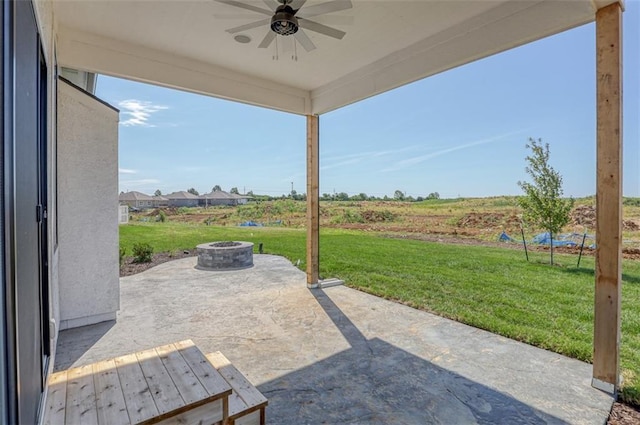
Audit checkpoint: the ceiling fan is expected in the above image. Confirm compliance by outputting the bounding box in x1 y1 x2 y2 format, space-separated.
216 0 353 52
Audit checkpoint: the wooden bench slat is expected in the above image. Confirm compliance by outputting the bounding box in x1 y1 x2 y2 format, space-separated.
154 342 210 405
114 353 160 424
135 348 185 415
44 370 67 425
174 340 232 399
92 359 130 425
205 352 248 419
205 352 267 420
65 364 99 425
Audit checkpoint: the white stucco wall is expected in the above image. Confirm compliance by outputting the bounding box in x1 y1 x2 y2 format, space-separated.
57 79 120 330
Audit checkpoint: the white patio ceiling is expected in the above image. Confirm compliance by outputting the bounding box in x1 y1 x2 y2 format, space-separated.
54 0 619 115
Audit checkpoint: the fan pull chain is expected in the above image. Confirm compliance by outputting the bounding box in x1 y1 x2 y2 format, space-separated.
292 39 298 61
273 36 279 61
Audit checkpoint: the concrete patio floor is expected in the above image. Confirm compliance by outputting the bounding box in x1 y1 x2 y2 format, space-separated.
55 255 613 424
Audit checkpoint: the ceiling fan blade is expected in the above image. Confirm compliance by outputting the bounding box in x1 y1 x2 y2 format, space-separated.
297 0 352 18
258 31 276 48
214 0 273 16
262 0 279 11
214 13 266 19
294 29 316 52
289 0 307 12
298 18 346 39
225 18 270 34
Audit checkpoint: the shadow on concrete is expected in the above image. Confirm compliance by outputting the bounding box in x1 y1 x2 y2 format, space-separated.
54 320 114 371
257 290 568 424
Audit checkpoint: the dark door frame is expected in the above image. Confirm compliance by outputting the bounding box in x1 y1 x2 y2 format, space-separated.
38 42 51 384
2 0 19 422
1 0 9 421
2 1 50 423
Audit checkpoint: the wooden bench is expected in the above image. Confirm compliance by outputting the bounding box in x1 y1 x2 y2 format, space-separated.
206 352 268 425
44 340 268 425
45 340 232 425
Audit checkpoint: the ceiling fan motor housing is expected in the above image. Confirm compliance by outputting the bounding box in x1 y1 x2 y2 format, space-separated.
271 5 299 35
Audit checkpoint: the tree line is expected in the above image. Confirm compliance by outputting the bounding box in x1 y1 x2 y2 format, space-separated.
152 186 441 202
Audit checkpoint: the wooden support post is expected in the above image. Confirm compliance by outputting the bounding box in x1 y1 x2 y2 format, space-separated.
306 115 320 288
593 1 623 395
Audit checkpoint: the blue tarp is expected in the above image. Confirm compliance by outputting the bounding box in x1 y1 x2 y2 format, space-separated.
499 231 595 248
239 220 283 227
239 221 262 227
532 232 577 247
499 231 516 242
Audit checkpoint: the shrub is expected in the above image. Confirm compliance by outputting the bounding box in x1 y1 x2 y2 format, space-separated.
119 247 126 267
132 242 153 263
157 210 167 222
331 209 364 224
623 197 640 207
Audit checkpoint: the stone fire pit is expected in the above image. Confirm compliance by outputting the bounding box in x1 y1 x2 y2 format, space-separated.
196 241 254 270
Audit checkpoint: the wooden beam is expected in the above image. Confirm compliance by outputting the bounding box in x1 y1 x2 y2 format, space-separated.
593 1 623 394
306 115 320 287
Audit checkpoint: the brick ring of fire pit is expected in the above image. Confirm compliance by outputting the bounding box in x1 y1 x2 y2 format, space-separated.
196 241 254 270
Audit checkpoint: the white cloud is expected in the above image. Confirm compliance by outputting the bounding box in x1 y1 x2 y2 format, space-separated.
382 131 526 172
118 168 138 174
120 178 161 187
321 146 420 171
118 99 168 127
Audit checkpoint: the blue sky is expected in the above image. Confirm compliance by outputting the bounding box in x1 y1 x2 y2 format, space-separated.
97 3 639 199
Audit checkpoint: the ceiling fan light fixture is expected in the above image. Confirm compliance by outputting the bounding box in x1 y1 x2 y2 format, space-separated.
270 5 298 36
233 34 252 44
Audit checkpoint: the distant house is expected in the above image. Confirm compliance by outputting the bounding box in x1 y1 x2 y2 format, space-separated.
119 191 155 209
231 192 252 205
201 190 252 206
165 191 199 207
152 195 169 208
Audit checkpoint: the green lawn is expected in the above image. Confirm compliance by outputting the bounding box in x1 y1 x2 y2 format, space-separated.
120 222 640 404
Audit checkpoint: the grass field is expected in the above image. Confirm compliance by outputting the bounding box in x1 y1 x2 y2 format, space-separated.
120 220 640 404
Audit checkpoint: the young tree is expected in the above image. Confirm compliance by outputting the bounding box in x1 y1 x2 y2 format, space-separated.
187 187 199 196
393 190 405 201
154 189 162 196
518 138 574 265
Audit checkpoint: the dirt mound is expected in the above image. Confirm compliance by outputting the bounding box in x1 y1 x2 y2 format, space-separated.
571 205 596 227
361 210 396 223
144 208 163 217
572 205 639 230
457 213 519 229
625 220 640 231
